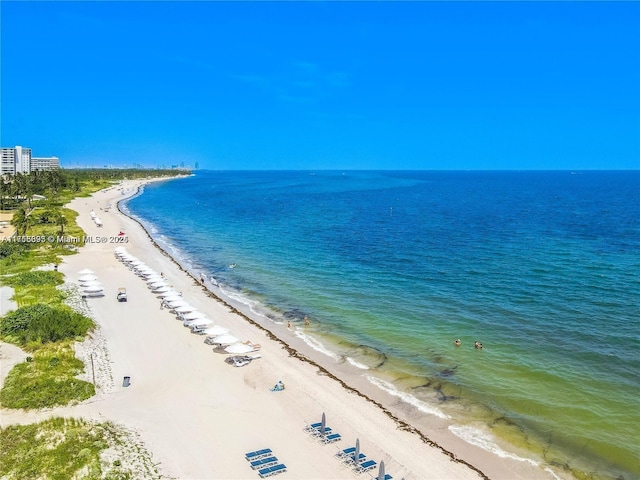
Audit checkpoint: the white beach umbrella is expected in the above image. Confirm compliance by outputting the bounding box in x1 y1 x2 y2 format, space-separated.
182 311 208 320
114 246 126 253
175 305 197 313
159 291 181 299
203 325 229 336
129 260 144 266
82 285 104 293
79 274 97 282
148 281 168 289
187 318 213 328
152 286 171 293
166 299 189 308
211 334 239 346
80 280 103 287
78 268 94 275
139 271 159 279
224 343 255 354
145 275 164 283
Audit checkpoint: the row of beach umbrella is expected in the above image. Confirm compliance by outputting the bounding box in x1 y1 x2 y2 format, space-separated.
114 247 257 354
89 210 103 227
78 268 105 296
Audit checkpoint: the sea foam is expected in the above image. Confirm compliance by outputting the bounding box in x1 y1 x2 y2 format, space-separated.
366 375 449 419
449 425 539 466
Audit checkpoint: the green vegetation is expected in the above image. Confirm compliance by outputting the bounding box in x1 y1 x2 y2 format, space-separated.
2 270 66 306
0 342 95 409
0 417 163 480
2 168 185 275
0 168 181 476
1 303 93 345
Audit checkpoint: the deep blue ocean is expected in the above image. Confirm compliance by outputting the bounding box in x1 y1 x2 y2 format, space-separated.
124 170 639 479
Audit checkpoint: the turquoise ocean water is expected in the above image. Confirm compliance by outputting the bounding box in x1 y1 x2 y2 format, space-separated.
124 171 639 479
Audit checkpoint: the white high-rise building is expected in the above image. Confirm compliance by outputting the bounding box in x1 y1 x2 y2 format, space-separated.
0 146 59 175
31 156 60 171
0 148 15 175
14 146 32 174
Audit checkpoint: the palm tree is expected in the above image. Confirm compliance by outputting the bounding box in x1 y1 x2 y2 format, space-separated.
0 178 9 211
11 207 31 235
54 210 67 235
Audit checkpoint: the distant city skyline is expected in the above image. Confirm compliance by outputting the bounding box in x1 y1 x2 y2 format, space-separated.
1 1 638 170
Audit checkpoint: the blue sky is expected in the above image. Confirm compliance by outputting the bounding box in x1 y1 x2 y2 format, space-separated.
1 1 639 170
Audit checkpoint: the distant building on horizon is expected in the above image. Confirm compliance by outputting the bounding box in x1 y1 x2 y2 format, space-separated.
0 146 59 175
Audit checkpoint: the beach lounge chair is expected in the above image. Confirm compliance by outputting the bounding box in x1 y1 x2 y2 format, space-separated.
309 426 332 438
245 448 273 461
249 456 279 470
354 459 377 474
258 463 287 478
341 452 366 466
303 422 322 433
320 433 342 444
335 446 356 459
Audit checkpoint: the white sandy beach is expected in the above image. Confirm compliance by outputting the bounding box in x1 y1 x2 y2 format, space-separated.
0 179 574 480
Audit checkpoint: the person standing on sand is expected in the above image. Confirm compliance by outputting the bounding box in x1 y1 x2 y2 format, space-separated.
304 316 310 326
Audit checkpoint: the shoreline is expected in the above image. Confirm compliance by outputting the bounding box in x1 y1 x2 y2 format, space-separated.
1 177 574 480
120 182 491 480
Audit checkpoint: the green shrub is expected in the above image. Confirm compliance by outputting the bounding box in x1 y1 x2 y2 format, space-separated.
6 270 64 287
0 342 95 409
0 241 32 260
0 417 105 479
0 303 94 345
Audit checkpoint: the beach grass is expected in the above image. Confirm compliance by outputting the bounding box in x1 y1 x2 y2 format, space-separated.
0 341 95 409
0 417 161 480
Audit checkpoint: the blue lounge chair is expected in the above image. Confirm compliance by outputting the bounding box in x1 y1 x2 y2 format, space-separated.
320 432 342 444
258 463 287 478
250 456 279 470
354 459 377 474
342 452 366 465
335 446 356 459
309 426 333 437
303 422 322 432
245 448 273 461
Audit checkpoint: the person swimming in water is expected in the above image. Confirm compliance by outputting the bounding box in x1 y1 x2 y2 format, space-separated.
454 339 461 346
474 341 484 349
